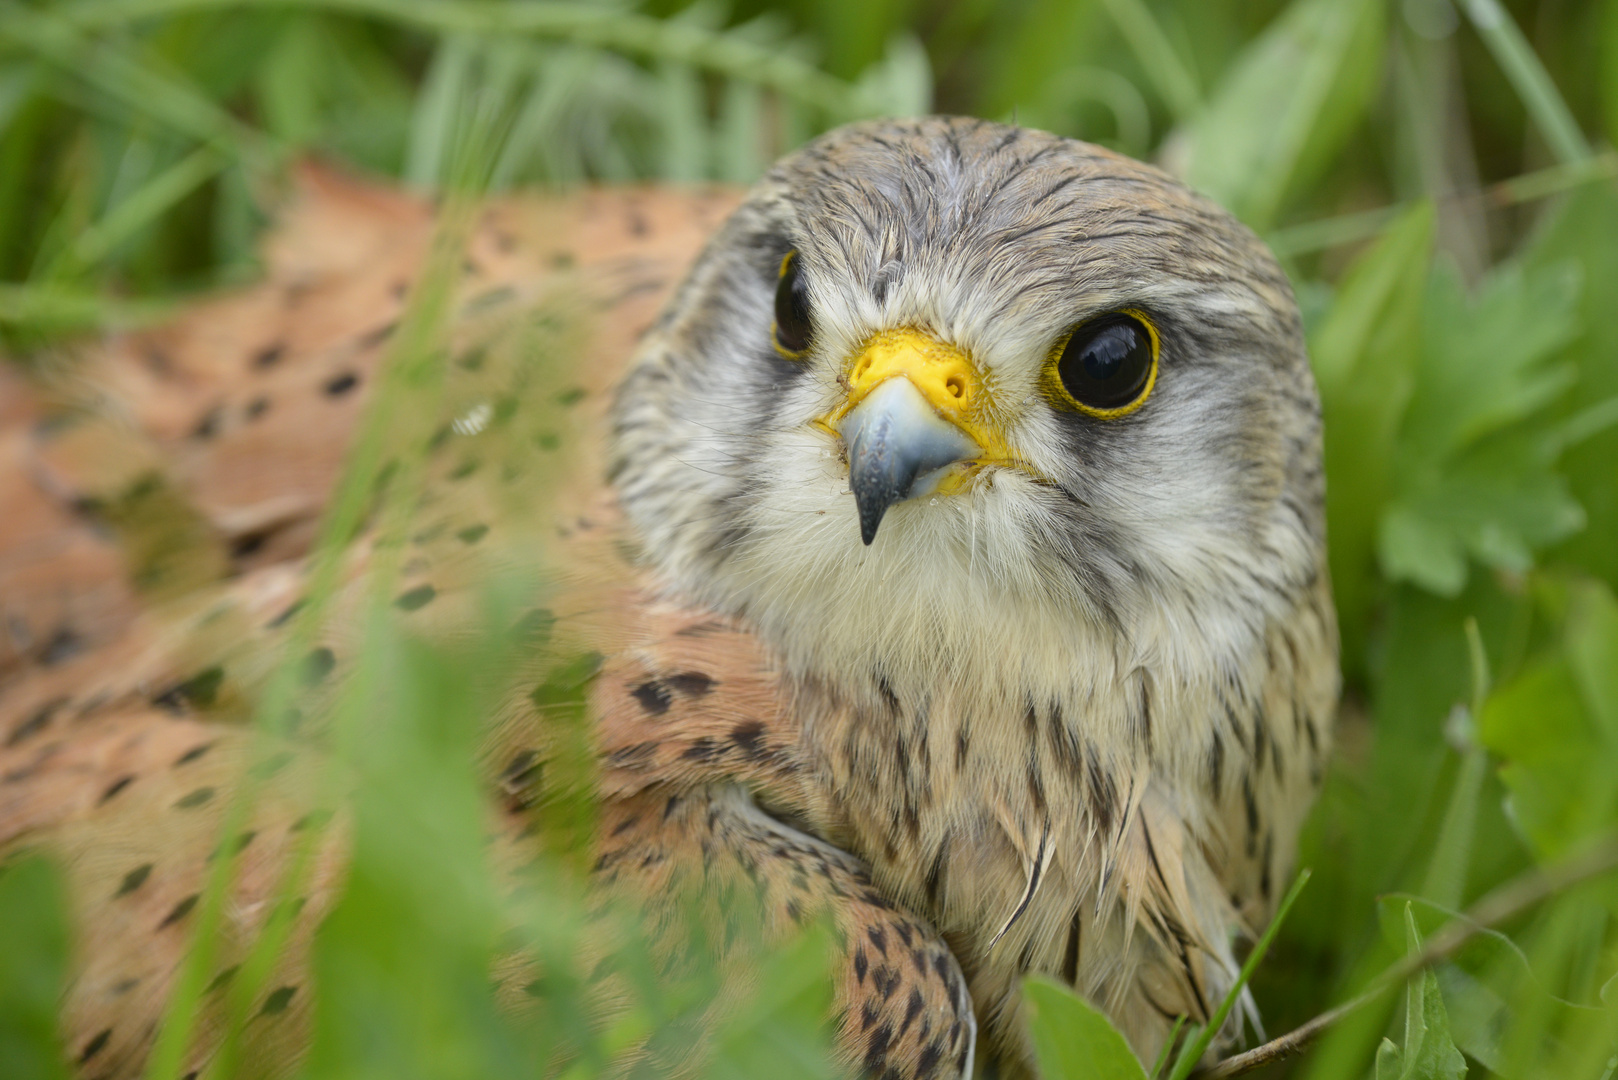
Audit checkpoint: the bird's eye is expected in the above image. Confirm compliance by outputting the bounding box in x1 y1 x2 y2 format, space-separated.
772 250 813 358
1050 310 1158 417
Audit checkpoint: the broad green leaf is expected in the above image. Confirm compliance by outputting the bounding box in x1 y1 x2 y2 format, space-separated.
1401 261 1581 463
0 855 70 1080
1311 202 1434 668
1377 257 1586 595
1025 975 1148 1080
1175 0 1384 230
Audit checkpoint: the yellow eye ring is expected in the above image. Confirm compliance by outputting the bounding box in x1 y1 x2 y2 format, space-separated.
1043 307 1159 419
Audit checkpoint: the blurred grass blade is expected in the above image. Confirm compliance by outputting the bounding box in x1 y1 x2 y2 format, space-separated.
69 146 225 268
0 855 70 1080
1150 1015 1186 1079
1026 975 1148 1080
407 33 477 189
1175 0 1384 230
1459 0 1591 165
0 283 171 327
61 0 867 117
0 3 272 169
718 78 764 184
658 60 708 182
1096 0 1199 120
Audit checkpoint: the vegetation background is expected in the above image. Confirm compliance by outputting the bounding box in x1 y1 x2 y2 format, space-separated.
2 0 1618 1078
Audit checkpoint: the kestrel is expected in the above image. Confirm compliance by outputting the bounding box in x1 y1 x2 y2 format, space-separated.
0 116 1337 1080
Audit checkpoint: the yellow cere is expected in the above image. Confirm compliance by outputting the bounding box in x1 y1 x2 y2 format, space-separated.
818 327 1023 487
1042 307 1160 419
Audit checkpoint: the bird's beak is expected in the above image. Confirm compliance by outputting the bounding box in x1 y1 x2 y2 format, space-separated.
822 329 1003 545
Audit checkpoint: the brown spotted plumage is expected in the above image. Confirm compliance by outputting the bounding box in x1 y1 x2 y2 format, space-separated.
2 118 1337 1080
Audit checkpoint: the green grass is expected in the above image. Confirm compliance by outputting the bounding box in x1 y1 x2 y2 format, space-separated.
3 1 1618 1078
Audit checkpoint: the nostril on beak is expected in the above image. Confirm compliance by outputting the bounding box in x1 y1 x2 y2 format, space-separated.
945 374 965 399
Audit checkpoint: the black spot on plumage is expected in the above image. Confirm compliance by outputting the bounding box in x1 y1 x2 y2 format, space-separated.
1062 908 1082 984
864 1023 894 1074
100 776 134 803
152 666 224 713
291 809 333 833
174 787 215 809
115 864 152 898
631 680 672 715
681 737 720 762
266 599 304 629
359 321 396 349
40 626 83 666
860 1000 880 1031
854 946 869 984
867 925 887 956
79 1028 111 1063
456 523 489 544
244 395 270 421
159 894 199 928
917 1040 944 1076
666 671 714 696
730 720 765 759
323 371 360 397
901 987 925 1035
1243 773 1260 857
259 986 297 1016
250 751 295 779
252 342 285 369
174 742 214 766
394 584 437 611
924 837 948 904
1209 730 1226 800
7 697 65 746
301 646 337 685
511 608 554 645
206 965 240 993
191 406 223 439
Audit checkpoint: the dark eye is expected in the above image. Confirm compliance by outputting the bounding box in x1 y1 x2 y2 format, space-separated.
1053 312 1157 416
772 250 813 357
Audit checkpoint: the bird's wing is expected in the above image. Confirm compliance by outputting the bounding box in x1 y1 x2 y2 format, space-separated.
1 167 973 1080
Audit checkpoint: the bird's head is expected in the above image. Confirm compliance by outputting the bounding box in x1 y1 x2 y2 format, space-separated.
612 117 1325 711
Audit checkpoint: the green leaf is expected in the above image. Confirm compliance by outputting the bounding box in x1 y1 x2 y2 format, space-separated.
1476 579 1618 857
0 854 70 1080
1025 975 1149 1080
1376 905 1468 1080
1377 257 1587 595
1523 184 1618 591
1175 0 1384 230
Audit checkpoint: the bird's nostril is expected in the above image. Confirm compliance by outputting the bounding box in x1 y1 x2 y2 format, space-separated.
946 374 965 399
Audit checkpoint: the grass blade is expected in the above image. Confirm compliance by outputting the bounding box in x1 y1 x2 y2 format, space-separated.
1167 869 1311 1080
1459 0 1591 165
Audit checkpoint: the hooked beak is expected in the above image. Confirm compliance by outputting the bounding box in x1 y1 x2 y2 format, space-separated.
823 329 1005 545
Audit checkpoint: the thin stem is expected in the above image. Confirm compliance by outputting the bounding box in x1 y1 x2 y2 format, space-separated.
1169 871 1311 1080
1267 149 1618 256
1458 0 1591 165
1193 835 1618 1079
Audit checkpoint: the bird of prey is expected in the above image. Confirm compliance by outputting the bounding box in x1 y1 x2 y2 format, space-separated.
0 117 1336 1080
